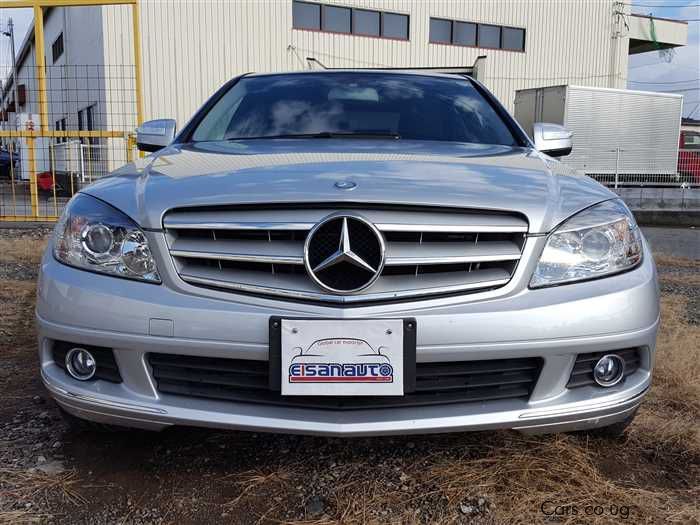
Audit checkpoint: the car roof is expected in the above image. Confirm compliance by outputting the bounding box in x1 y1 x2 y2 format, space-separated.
244 69 472 81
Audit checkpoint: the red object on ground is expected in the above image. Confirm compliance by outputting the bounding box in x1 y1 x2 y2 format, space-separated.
678 130 700 183
37 171 56 191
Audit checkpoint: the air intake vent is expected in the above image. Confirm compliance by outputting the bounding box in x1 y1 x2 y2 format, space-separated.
148 353 542 410
163 206 527 304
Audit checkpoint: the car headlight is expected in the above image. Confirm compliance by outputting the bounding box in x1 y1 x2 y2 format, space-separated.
530 199 642 288
53 193 160 283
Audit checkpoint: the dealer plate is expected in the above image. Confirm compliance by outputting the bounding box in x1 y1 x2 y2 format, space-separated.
278 319 405 396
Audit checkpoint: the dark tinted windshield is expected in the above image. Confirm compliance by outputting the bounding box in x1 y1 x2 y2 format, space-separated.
191 73 518 146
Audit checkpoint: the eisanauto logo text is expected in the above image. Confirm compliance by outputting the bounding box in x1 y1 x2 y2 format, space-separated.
287 338 394 383
289 362 394 382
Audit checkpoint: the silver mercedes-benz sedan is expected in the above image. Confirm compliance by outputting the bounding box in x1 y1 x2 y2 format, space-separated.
37 71 658 437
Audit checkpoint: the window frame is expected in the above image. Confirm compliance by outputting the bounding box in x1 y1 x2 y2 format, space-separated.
476 23 501 50
453 20 477 47
428 16 526 53
428 17 452 45
54 118 66 143
292 1 410 42
380 11 410 41
321 4 351 34
500 25 526 52
352 8 380 37
51 32 64 64
292 0 321 31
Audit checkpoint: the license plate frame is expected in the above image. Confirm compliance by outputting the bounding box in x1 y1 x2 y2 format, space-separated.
269 317 416 396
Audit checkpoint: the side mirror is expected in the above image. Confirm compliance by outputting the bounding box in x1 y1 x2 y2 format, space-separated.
533 123 572 158
136 119 177 153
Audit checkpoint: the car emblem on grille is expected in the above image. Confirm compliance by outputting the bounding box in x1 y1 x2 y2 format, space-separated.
304 214 385 294
334 180 357 190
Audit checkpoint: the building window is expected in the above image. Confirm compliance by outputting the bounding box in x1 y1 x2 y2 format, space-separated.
353 9 380 37
429 17 525 52
292 1 409 41
322 5 351 33
477 24 501 49
501 26 525 51
429 18 451 44
54 118 66 143
381 12 409 40
292 1 321 30
52 33 64 63
454 21 477 47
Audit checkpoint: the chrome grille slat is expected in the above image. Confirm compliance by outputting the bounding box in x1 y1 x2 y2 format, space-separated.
178 264 512 303
170 238 305 265
164 209 528 233
385 240 521 266
164 206 527 304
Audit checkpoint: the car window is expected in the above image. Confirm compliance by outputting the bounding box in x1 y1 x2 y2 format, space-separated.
191 73 518 146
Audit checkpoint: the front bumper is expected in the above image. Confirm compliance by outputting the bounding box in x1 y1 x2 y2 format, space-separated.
37 237 659 436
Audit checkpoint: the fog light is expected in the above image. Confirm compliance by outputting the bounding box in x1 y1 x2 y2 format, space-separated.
65 348 97 381
593 354 624 387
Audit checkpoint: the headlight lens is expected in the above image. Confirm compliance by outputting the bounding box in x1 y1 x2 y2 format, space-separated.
53 193 160 282
530 199 642 288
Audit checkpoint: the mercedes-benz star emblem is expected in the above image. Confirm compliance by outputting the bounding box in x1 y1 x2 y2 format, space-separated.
334 180 357 190
304 214 385 294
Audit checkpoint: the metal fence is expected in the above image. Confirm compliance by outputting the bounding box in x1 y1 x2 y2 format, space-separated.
582 148 700 188
0 65 138 220
0 0 142 222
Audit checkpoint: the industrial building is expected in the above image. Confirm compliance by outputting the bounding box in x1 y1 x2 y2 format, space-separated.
1 0 689 132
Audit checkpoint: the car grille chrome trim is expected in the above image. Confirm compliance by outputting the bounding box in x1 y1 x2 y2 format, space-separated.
164 206 528 304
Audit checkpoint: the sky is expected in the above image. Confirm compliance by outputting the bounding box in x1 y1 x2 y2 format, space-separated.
0 2 698 117
627 1 700 118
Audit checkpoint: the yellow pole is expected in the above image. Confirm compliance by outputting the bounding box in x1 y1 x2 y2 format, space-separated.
33 4 49 133
27 137 39 217
132 1 144 126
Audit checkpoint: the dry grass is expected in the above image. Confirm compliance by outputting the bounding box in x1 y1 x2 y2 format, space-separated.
653 254 700 269
0 469 85 525
652 295 700 414
0 280 36 344
0 238 47 266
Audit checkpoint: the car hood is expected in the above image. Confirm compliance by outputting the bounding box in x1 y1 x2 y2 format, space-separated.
83 139 615 234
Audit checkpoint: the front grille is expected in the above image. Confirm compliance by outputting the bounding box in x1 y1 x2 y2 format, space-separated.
52 341 122 383
148 353 542 410
567 349 641 388
163 205 528 304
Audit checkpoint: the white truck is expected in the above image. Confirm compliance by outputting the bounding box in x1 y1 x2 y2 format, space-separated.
514 85 683 184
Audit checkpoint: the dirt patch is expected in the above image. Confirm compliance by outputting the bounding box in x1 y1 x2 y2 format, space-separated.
0 231 698 524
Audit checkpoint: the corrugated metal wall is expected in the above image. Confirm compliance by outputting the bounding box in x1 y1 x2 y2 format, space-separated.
103 0 629 125
564 86 683 174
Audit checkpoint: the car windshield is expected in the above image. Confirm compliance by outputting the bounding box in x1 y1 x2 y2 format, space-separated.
190 73 518 146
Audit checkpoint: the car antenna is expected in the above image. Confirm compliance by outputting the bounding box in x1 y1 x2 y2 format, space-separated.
306 57 328 70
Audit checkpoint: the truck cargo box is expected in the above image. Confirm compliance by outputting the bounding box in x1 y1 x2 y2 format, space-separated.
514 85 683 176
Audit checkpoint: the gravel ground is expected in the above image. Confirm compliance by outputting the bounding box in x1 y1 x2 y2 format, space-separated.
1 228 698 525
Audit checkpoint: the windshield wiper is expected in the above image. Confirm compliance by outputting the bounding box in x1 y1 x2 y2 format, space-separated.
226 131 401 140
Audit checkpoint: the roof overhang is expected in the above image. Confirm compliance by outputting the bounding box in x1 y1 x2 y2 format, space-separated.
628 14 688 54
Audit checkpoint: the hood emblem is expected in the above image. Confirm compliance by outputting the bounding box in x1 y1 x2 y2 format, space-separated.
334 180 357 190
304 214 385 294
